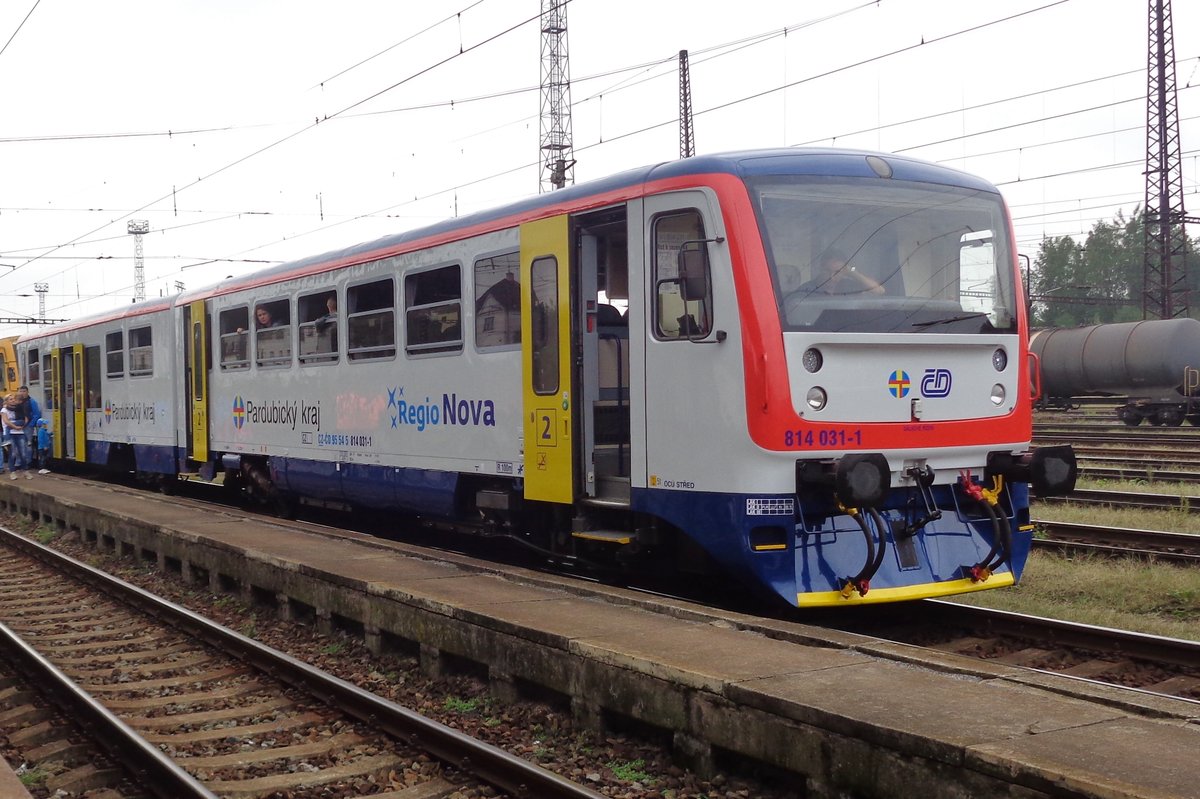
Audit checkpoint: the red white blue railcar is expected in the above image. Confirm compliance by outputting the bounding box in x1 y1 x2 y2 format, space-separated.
16 149 1075 607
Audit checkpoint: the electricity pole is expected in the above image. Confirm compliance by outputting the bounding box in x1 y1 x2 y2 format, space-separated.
128 220 149 303
538 0 575 192
1142 0 1197 319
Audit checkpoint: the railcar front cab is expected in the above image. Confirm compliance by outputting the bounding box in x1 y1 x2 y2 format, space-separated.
742 158 1077 605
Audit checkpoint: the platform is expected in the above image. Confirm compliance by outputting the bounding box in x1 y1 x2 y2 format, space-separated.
3 474 1198 799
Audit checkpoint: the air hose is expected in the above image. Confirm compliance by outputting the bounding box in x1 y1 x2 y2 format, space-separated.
840 505 888 597
962 474 1010 582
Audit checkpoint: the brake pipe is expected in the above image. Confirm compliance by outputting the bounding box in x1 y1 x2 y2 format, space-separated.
838 501 888 598
959 472 1011 582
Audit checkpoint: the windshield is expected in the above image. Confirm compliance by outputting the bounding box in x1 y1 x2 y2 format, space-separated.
748 175 1016 334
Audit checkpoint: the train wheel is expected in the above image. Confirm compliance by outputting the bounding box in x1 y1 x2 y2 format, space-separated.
1117 408 1142 426
1188 414 1200 426
1156 408 1185 427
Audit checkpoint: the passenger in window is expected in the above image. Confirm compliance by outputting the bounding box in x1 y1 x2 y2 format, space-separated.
797 251 884 296
256 306 283 328
317 296 337 352
318 296 337 328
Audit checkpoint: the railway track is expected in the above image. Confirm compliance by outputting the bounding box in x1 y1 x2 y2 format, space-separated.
1037 487 1200 512
0 525 602 799
836 600 1200 703
7 473 1199 781
1032 519 1200 563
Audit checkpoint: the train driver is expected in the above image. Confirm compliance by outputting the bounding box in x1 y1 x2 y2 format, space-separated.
797 251 884 296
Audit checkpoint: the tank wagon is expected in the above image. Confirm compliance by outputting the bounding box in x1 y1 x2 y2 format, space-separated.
15 148 1075 608
1030 318 1200 426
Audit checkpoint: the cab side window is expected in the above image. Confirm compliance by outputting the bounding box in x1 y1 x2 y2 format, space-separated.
652 210 712 339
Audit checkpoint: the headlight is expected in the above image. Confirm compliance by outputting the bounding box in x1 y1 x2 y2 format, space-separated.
806 386 828 411
992 348 1007 372
802 347 823 373
990 383 1006 405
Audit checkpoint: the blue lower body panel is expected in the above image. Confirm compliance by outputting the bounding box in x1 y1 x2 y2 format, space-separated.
632 483 1032 607
273 457 458 517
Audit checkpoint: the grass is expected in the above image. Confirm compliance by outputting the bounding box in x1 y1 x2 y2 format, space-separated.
443 695 479 713
18 766 49 787
1035 502 1200 534
1077 476 1200 496
948 551 1200 641
608 758 653 785
31 524 57 544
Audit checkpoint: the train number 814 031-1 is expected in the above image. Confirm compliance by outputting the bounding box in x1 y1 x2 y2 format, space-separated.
784 428 863 448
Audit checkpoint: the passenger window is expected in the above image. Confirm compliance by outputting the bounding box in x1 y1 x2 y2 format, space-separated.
219 308 250 370
254 299 291 368
85 346 102 408
129 326 153 376
348 279 395 361
406 264 462 355
106 331 124 378
474 252 521 350
299 291 338 364
27 348 40 384
653 210 712 339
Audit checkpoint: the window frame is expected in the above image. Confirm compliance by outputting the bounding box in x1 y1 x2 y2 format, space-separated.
404 262 463 357
253 297 292 369
26 348 40 384
128 325 154 377
105 330 125 379
298 289 339 366
473 250 522 353
346 277 396 362
651 208 713 341
218 306 251 371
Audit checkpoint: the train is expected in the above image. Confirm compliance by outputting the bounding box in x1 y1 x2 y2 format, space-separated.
0 336 19 396
13 148 1076 608
1030 318 1200 426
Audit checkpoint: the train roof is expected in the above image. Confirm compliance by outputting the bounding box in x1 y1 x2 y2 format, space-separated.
19 147 1000 344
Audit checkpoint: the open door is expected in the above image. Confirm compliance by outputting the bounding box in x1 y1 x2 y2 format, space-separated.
50 346 83 462
69 344 85 462
520 215 575 505
186 300 209 463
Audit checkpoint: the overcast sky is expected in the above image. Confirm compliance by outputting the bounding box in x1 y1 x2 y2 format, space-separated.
0 0 1196 333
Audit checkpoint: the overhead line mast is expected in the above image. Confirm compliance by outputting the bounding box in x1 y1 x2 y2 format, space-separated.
1142 0 1197 320
128 220 149 303
679 50 695 158
538 0 575 192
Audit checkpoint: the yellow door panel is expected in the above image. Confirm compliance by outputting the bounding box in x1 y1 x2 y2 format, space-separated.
521 215 574 504
72 345 85 462
50 350 62 459
189 300 209 462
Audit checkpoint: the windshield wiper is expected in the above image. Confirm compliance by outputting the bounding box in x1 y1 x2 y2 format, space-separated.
911 311 989 328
